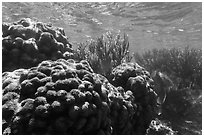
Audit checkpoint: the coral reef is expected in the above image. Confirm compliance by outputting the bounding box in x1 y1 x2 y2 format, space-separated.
2 18 74 72
2 59 157 135
146 118 176 135
2 18 162 135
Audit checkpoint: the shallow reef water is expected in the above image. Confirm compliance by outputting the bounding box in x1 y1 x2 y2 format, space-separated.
2 2 202 53
2 2 202 135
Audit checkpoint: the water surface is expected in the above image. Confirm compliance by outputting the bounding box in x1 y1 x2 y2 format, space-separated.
2 2 202 53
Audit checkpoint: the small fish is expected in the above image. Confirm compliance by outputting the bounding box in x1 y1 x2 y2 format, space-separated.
185 120 193 124
85 35 91 38
151 70 174 115
178 29 184 32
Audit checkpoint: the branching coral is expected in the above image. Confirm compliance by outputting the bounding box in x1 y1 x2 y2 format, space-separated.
73 31 132 78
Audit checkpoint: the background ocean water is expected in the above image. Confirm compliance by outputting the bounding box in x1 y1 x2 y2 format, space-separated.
2 2 202 53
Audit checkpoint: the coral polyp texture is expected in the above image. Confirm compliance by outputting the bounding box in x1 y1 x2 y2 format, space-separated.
2 18 74 72
2 18 158 135
2 58 157 135
146 118 176 135
110 62 158 134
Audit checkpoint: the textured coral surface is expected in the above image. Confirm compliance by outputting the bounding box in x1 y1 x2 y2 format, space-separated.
2 18 158 135
2 18 73 72
2 59 157 135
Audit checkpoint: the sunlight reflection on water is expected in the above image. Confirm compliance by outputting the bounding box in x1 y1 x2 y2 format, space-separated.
2 2 202 53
